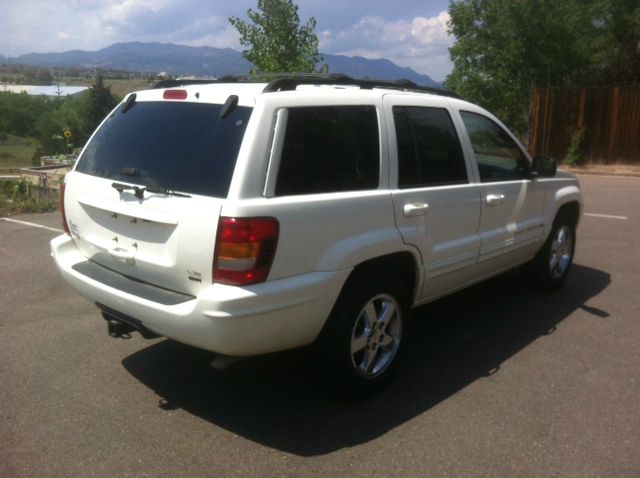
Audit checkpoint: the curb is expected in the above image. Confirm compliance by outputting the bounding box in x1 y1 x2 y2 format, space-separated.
559 168 640 178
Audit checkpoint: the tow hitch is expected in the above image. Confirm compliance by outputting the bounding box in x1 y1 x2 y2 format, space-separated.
98 304 160 339
107 318 137 338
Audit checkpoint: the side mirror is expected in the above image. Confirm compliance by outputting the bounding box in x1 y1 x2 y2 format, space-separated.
531 155 557 178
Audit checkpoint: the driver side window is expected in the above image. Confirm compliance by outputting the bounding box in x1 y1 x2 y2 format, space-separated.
460 111 529 182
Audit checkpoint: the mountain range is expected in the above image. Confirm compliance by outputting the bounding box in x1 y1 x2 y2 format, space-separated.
0 42 440 87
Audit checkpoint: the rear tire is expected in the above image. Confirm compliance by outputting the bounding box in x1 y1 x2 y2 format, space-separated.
522 214 576 291
319 275 410 396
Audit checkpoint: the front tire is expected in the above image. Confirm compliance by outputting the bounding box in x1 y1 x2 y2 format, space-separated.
522 215 576 291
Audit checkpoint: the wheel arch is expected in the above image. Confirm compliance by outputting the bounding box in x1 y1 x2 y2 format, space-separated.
313 252 416 393
314 251 419 343
347 251 418 301
555 200 581 228
540 182 582 239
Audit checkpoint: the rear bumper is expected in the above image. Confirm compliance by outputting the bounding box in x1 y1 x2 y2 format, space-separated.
51 234 348 356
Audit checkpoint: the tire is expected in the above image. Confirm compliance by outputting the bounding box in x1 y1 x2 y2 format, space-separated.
522 214 576 291
319 275 410 396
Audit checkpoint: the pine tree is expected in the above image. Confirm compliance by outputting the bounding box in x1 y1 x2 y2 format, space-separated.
84 73 117 133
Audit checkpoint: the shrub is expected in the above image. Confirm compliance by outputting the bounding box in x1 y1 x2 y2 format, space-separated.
31 148 43 166
564 128 586 165
0 178 58 215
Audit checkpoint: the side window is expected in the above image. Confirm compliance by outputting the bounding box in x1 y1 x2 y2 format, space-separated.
393 106 468 188
275 106 379 196
460 111 530 182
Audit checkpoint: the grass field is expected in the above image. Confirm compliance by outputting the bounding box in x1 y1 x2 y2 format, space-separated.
60 78 154 99
0 135 37 170
106 78 156 98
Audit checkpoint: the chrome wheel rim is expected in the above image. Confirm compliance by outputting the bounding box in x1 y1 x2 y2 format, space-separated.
350 294 402 378
549 225 573 279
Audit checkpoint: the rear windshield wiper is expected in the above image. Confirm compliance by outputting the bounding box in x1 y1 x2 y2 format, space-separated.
145 187 191 198
112 182 191 199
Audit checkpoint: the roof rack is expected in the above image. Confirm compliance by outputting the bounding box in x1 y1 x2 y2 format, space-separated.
263 74 461 99
151 74 461 99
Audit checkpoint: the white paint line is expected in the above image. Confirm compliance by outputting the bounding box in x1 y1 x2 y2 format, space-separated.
1 217 64 233
584 213 628 220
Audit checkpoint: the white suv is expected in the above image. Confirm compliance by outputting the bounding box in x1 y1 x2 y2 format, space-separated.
51 76 582 392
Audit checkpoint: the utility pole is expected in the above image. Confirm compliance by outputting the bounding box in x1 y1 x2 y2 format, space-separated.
56 72 62 98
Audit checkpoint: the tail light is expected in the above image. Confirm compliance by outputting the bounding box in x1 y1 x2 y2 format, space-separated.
60 180 70 234
214 217 279 286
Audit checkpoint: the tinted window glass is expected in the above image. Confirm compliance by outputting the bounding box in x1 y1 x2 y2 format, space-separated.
275 106 379 196
76 101 252 197
460 111 529 182
393 106 467 187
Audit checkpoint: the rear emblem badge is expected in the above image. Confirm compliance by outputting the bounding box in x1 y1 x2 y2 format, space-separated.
187 270 202 282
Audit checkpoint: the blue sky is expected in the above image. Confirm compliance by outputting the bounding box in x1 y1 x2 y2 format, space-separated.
0 0 454 81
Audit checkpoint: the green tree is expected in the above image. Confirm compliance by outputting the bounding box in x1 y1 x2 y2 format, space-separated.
446 0 603 136
34 98 85 155
25 94 89 156
229 0 327 74
1 74 119 157
0 92 51 138
595 0 640 84
83 73 118 134
24 68 54 85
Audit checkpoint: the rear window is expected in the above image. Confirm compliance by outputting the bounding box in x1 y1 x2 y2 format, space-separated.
393 106 468 188
76 100 252 197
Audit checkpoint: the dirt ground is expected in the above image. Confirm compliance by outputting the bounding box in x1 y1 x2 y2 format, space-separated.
560 163 640 177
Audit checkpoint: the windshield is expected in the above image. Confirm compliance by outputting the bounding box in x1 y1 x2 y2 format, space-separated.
76 100 252 198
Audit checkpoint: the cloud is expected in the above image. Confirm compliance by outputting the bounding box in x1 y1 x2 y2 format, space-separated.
321 11 453 81
0 0 244 55
181 24 242 50
0 0 454 80
102 0 167 23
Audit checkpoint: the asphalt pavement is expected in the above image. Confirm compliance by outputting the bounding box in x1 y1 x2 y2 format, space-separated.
1 174 638 476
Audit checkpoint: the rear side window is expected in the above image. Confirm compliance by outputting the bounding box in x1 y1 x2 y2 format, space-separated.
275 106 379 196
76 101 252 197
393 106 468 188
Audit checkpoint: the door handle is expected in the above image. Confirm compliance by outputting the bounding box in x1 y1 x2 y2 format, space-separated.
403 203 429 217
486 194 505 206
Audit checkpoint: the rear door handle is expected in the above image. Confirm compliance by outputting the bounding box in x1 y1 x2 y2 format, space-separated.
486 194 505 206
403 203 429 217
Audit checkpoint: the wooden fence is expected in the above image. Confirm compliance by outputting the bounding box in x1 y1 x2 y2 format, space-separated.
18 165 69 190
530 86 640 164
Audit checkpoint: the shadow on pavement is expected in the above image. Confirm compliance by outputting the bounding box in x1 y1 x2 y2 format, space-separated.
122 263 610 456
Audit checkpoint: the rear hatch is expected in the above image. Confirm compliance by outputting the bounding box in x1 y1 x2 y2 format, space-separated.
64 89 253 296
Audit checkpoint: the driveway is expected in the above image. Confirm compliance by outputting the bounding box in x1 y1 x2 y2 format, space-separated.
1 174 638 476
